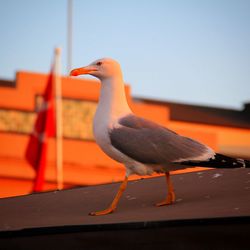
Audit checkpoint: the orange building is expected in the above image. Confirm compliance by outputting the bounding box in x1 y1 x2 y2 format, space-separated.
0 71 249 198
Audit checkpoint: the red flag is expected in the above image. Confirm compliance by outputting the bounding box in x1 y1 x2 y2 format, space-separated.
25 70 55 192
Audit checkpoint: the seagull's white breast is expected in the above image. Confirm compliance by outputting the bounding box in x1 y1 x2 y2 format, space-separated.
93 77 133 163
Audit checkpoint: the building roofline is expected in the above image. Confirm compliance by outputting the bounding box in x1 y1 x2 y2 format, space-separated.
134 97 250 129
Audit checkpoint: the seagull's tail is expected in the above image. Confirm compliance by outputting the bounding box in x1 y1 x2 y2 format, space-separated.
180 153 250 169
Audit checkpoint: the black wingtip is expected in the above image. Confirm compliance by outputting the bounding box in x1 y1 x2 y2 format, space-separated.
179 153 250 169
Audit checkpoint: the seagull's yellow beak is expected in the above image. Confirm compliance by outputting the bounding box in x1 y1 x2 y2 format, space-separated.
70 66 97 76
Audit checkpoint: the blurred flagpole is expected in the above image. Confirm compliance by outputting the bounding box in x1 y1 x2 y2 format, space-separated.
54 47 63 190
67 0 73 73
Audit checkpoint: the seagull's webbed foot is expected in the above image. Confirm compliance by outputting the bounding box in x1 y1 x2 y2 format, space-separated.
89 208 114 216
89 176 128 216
155 172 175 207
155 191 175 207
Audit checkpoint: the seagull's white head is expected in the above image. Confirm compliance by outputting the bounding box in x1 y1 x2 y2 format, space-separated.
70 58 123 81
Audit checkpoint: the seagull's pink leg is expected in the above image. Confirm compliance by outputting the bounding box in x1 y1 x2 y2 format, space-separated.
89 176 128 216
155 172 175 207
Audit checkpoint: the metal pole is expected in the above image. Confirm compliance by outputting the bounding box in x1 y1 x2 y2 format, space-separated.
67 0 73 73
55 47 63 190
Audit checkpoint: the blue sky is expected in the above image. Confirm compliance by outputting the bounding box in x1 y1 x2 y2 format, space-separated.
0 0 249 109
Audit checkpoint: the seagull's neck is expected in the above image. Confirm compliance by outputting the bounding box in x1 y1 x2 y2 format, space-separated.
96 77 132 123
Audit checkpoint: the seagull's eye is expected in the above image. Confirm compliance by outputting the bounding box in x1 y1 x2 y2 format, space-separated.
96 61 102 66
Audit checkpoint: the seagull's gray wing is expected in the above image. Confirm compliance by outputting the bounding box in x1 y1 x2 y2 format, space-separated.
109 114 213 164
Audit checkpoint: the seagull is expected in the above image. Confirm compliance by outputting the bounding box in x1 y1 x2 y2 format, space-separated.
70 58 250 216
